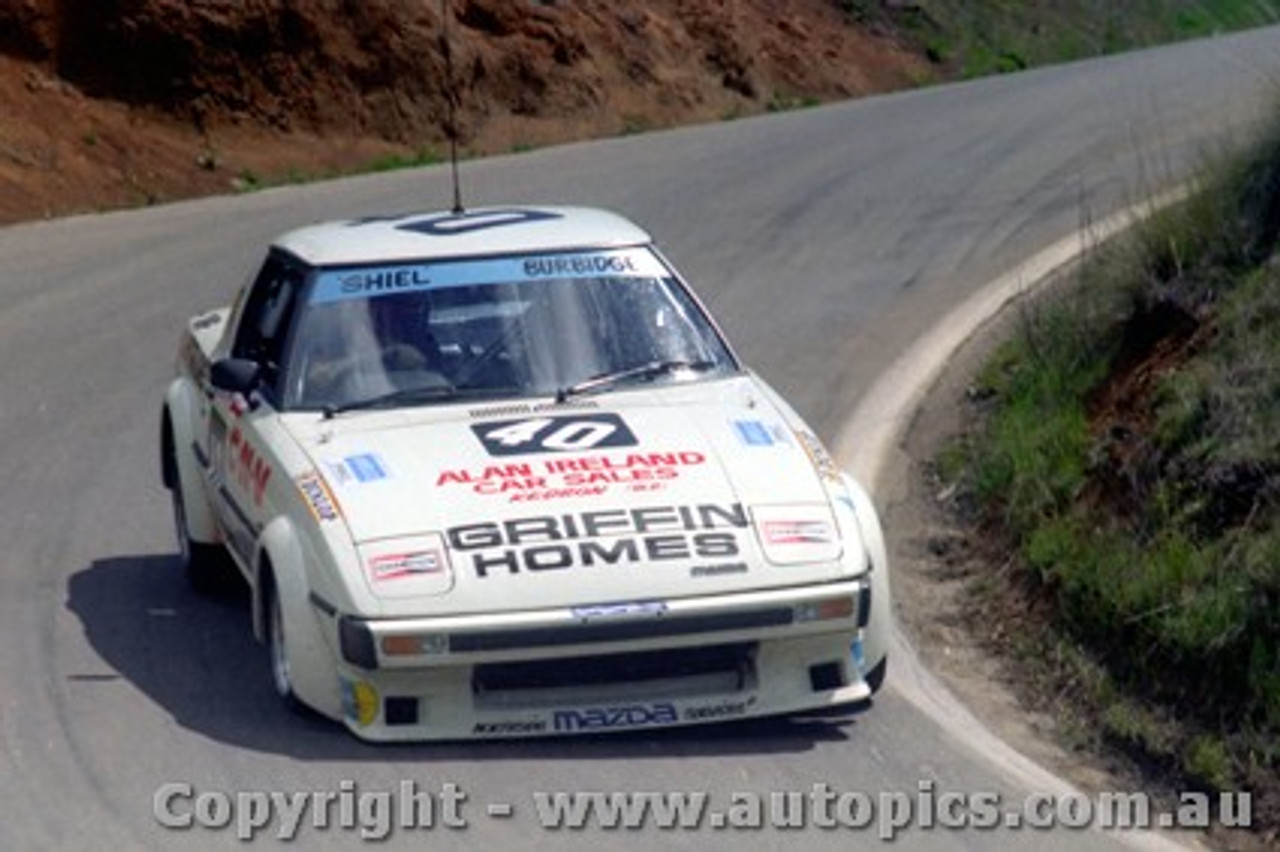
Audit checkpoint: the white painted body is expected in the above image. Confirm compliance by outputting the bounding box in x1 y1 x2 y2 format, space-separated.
162 206 890 740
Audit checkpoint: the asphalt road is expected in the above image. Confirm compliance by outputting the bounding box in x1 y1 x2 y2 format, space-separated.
3 26 1280 851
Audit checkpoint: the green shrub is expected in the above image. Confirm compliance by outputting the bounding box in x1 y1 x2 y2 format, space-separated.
945 103 1280 808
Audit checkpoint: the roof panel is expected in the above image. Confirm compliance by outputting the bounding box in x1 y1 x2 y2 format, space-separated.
273 206 653 266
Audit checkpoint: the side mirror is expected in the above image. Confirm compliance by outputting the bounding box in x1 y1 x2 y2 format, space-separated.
209 358 262 396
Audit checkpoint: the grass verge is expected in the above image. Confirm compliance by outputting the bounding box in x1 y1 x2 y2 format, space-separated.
842 1 1280 78
940 110 1280 843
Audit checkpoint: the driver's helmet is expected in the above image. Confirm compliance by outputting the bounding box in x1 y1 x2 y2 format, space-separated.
368 291 435 355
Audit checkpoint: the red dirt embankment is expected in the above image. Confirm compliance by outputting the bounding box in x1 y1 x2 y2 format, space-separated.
0 0 926 224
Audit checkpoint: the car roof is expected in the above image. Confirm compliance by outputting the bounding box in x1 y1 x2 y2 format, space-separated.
273 205 654 267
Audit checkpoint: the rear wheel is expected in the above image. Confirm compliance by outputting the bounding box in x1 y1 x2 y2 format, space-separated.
169 466 235 593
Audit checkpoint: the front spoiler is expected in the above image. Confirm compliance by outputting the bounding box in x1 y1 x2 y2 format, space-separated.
334 630 874 742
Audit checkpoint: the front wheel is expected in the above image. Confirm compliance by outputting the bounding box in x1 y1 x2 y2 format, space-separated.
864 655 888 695
265 578 306 714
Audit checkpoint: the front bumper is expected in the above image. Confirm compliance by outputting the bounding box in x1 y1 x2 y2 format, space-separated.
325 579 875 741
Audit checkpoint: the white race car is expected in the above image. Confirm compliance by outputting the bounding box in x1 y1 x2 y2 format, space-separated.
160 205 890 740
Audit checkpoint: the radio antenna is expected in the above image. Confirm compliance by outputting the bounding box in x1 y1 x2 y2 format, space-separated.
439 0 465 215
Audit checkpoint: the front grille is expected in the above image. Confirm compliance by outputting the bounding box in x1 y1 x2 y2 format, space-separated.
468 403 534 418
468 398 600 418
473 642 755 695
532 399 599 411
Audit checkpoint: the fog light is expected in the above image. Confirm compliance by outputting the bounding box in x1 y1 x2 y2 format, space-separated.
341 679 380 728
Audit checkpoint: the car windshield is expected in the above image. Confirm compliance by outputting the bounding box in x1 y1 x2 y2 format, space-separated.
280 247 738 411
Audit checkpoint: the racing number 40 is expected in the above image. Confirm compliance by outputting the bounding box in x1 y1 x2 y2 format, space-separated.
473 413 639 456
486 418 614 450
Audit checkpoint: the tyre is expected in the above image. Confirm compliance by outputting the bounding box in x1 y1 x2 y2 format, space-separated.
864 655 888 695
264 576 306 714
170 470 236 593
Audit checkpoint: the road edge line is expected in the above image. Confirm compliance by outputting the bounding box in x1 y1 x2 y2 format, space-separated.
835 186 1200 851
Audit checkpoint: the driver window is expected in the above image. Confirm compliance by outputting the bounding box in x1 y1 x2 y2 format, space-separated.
232 254 304 395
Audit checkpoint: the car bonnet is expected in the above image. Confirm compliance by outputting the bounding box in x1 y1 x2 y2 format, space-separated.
286 379 863 610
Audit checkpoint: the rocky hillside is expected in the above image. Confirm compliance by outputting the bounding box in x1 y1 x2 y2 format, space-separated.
0 0 926 224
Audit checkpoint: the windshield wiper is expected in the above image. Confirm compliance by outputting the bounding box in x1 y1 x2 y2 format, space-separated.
322 383 458 419
555 359 718 403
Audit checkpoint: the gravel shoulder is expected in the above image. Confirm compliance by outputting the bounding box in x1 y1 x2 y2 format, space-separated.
877 266 1269 850
879 275 1127 793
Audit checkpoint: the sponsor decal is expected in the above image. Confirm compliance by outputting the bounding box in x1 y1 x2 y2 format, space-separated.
296 472 341 522
487 485 608 502
689 561 749 578
732 419 788 447
762 520 836 545
368 550 444 582
733 420 772 446
446 503 748 578
522 253 641 278
571 601 668 620
310 246 666 305
472 414 638 457
436 451 705 502
337 267 432 296
552 702 678 733
472 719 549 736
347 453 389 482
226 425 271 506
327 453 390 485
682 696 757 722
796 430 841 482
